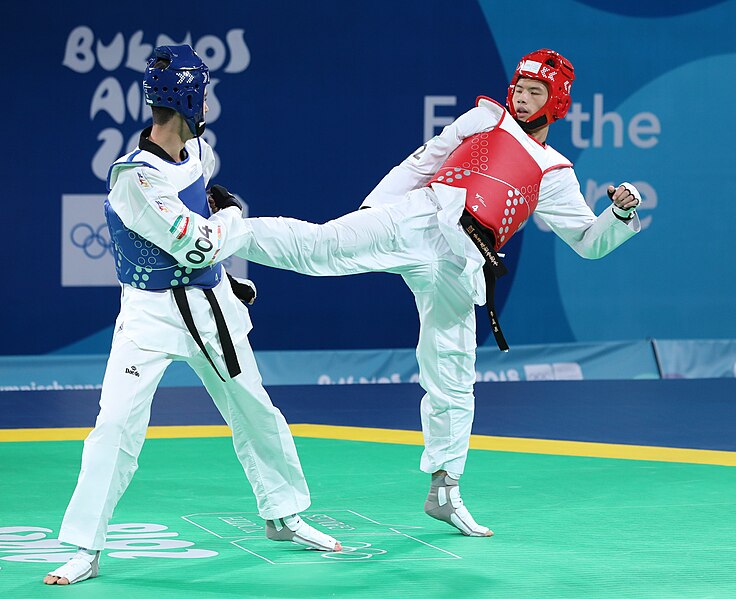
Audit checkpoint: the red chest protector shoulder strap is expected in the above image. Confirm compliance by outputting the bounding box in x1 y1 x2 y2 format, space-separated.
428 98 544 250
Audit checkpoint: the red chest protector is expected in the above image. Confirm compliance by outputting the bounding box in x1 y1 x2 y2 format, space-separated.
427 119 543 250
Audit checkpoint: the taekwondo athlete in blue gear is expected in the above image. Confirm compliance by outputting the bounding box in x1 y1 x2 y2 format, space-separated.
44 45 341 587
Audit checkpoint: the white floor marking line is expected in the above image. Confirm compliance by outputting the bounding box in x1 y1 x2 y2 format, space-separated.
388 528 462 559
182 510 464 564
345 509 429 531
347 510 383 525
180 516 225 539
181 512 265 539
220 552 462 565
229 541 277 565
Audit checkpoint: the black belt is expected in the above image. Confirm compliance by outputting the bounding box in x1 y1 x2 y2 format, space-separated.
172 286 242 381
459 210 509 352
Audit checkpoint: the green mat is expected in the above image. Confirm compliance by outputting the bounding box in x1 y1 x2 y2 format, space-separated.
2 437 735 598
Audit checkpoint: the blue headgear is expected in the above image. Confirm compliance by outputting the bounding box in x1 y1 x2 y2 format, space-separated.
143 45 210 137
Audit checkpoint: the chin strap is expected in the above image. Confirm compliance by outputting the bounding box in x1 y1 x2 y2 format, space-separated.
515 114 548 133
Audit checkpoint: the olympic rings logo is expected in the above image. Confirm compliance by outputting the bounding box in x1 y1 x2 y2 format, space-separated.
70 223 114 259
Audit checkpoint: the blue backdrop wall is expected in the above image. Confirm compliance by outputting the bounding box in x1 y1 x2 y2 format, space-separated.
4 0 734 355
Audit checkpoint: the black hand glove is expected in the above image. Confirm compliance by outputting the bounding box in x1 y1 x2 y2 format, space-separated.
207 184 242 211
227 274 257 305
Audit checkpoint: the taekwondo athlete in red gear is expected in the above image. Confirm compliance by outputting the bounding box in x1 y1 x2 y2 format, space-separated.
44 45 341 587
231 49 642 537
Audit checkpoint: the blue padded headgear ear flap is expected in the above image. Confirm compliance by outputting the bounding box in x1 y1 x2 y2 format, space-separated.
143 45 210 136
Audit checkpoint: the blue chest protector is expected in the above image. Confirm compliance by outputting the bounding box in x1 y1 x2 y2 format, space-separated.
105 153 222 291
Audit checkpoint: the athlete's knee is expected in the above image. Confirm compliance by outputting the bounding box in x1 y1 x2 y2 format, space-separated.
87 418 126 442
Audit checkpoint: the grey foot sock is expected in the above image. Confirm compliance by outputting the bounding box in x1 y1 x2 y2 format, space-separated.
265 515 341 551
424 474 493 537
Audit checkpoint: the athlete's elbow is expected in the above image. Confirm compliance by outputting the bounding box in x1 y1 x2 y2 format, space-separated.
575 245 611 260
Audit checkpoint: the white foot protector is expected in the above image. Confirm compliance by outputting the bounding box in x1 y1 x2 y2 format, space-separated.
45 549 100 585
424 474 494 537
266 514 342 551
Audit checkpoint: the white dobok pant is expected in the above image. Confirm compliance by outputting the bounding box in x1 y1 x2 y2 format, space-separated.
59 283 310 550
237 188 482 479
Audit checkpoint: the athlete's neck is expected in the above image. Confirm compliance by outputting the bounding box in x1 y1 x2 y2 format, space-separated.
148 122 188 162
529 124 549 144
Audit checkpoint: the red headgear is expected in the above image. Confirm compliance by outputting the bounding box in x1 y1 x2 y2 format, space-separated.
506 49 575 132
